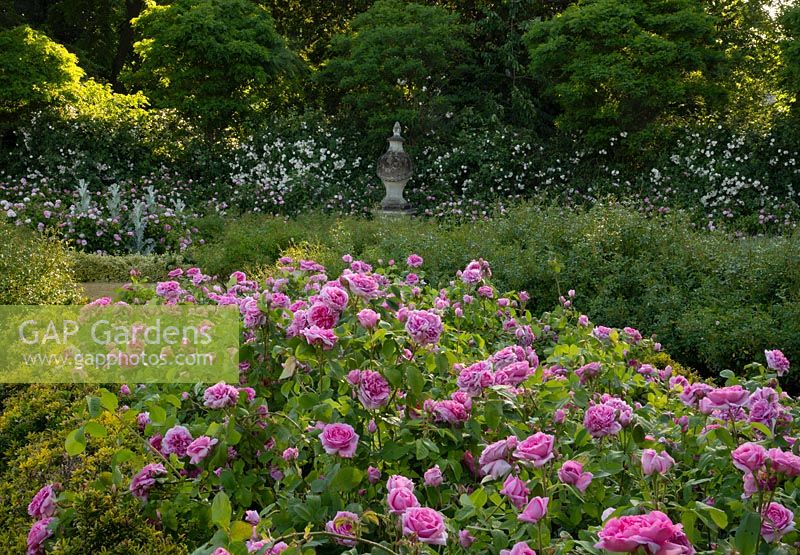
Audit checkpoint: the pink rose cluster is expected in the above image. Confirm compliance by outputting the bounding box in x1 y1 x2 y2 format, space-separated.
459 259 491 285
584 396 632 438
203 382 240 409
386 476 447 545
596 510 694 554
765 349 790 376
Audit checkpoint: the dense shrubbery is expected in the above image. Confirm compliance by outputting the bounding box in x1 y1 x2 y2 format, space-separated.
186 205 800 391
0 221 83 304
25 254 799 554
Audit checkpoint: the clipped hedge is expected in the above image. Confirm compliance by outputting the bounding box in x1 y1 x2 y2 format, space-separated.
187 205 800 389
71 251 181 283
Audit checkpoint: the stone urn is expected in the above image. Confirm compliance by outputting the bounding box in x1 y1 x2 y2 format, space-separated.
376 122 413 212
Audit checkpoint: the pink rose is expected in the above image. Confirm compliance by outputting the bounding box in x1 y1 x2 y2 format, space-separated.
765 349 790 376
459 529 476 548
307 302 339 329
203 382 239 409
767 448 800 477
367 466 381 484
500 474 530 509
596 510 688 554
28 485 57 519
27 517 54 555
211 549 231 555
387 475 415 491
641 449 675 476
401 507 447 545
320 423 359 458
387 487 420 514
405 310 443 346
584 404 622 438
162 425 193 457
406 254 424 268
558 460 593 493
514 432 555 467
301 326 338 350
357 370 391 410
456 361 493 395
705 386 751 410
479 436 518 479
519 496 548 523
500 542 537 555
575 362 601 384
325 511 359 546
282 447 299 461
344 273 381 299
430 399 470 424
129 463 167 499
493 361 532 386
731 442 767 473
424 465 444 487
319 285 349 311
761 502 795 543
357 308 381 329
186 436 219 464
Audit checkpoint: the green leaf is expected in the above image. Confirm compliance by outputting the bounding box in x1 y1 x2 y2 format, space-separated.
695 501 728 529
65 427 86 456
279 357 297 380
469 488 488 509
86 396 102 418
230 520 253 542
211 491 232 531
84 421 107 438
407 366 424 398
734 511 761 555
148 404 167 425
99 389 118 412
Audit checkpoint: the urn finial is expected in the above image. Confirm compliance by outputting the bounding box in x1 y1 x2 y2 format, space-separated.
376 122 413 213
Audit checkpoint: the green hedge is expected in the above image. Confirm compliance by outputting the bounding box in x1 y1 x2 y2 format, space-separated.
188 205 800 389
0 222 83 304
70 251 181 283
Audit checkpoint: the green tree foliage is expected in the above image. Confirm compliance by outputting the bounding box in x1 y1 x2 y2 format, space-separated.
126 0 300 135
0 25 84 124
780 4 800 112
320 0 479 145
707 0 784 127
526 0 727 144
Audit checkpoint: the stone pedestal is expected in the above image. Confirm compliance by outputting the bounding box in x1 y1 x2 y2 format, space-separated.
376 122 413 214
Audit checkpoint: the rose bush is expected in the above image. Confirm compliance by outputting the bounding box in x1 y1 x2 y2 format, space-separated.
30 254 799 554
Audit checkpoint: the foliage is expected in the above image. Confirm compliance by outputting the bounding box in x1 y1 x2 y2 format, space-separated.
0 385 186 553
71 251 180 282
36 254 800 554
188 205 800 392
780 3 800 114
0 221 83 304
525 0 727 144
127 0 300 134
0 25 83 127
321 0 479 144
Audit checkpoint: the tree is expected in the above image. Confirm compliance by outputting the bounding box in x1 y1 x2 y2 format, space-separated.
781 4 800 113
320 0 478 145
0 25 84 121
526 0 727 144
126 0 301 135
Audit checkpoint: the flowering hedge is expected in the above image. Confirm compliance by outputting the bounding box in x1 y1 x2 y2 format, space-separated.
28 255 799 554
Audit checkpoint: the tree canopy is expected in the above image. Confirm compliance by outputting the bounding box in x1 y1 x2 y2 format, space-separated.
126 0 300 133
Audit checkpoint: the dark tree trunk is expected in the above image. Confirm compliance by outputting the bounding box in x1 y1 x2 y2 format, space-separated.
110 0 143 91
